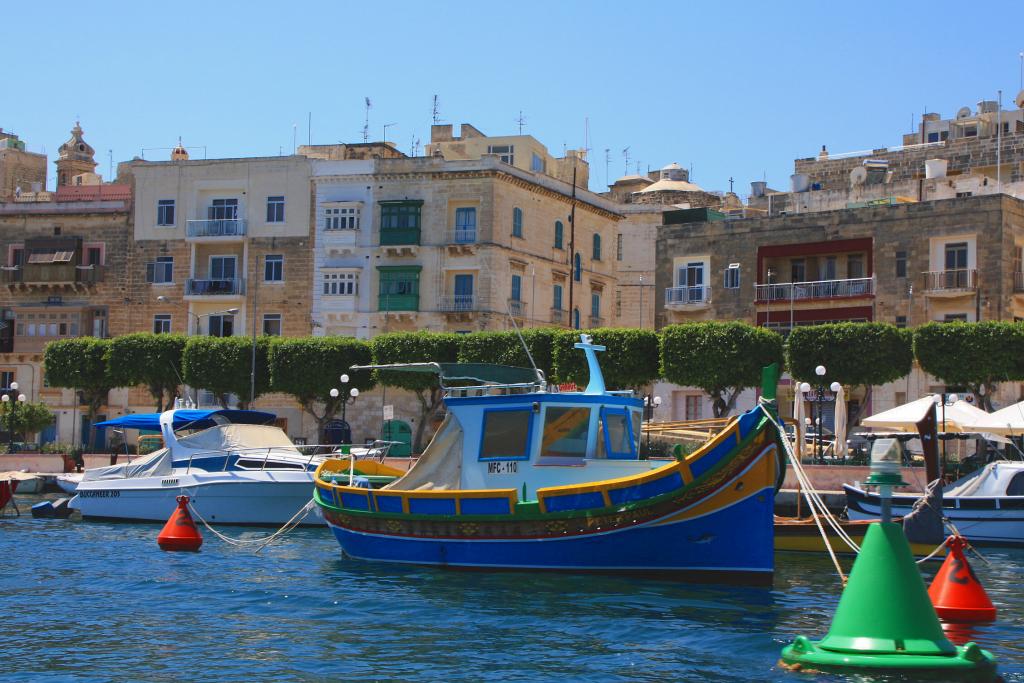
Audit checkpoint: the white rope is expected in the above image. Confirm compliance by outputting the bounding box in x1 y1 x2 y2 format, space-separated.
760 403 849 584
186 498 317 551
915 540 949 564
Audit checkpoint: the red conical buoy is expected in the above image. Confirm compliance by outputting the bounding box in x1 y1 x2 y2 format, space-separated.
157 495 203 552
928 535 996 622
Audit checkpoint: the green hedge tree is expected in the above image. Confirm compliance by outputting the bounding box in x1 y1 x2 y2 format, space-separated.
370 332 461 453
786 322 913 423
456 328 558 382
913 321 1024 410
43 337 114 446
108 333 187 411
551 328 661 390
182 336 275 408
269 337 375 442
1 401 55 443
661 322 784 418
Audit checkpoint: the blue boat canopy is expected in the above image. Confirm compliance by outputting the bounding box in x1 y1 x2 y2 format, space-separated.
94 409 277 432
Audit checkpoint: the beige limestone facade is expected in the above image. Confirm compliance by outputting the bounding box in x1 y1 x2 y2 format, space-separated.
0 129 47 202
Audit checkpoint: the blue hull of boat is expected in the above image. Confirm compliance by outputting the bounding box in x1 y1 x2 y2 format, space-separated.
326 486 775 580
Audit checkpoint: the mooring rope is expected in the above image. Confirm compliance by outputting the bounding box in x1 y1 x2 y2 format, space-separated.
186 498 317 551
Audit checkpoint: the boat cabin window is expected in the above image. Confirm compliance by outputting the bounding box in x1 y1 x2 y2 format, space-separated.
597 408 635 459
1008 471 1024 496
631 410 642 453
235 458 306 470
540 406 591 459
479 408 533 460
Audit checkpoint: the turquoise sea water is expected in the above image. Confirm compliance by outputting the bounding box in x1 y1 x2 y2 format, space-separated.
2 494 1022 683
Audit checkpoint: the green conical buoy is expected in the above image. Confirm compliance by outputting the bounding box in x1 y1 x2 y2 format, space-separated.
780 522 997 678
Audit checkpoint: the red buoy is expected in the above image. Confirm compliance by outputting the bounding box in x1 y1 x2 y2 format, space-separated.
157 495 203 552
927 535 996 622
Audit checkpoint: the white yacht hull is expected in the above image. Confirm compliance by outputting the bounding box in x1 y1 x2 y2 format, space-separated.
844 484 1024 546
69 471 323 526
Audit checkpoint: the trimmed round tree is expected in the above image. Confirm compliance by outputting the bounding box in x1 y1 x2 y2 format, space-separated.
913 321 1024 410
660 322 784 418
43 337 114 447
551 328 660 390
370 331 461 453
457 328 558 383
1 401 55 444
108 333 187 411
182 336 275 409
269 336 375 443
786 322 913 423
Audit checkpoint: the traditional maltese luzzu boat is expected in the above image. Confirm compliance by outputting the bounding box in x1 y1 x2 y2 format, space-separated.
314 336 786 584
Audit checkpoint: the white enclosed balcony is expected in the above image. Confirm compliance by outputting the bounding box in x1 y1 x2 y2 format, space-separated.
186 219 248 240
665 285 712 309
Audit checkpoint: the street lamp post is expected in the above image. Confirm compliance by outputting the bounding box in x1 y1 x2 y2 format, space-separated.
643 394 662 453
329 374 360 445
2 381 26 452
933 392 958 475
801 365 841 463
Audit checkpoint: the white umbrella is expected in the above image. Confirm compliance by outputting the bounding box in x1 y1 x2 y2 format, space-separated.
833 385 847 458
962 400 1024 436
862 395 981 433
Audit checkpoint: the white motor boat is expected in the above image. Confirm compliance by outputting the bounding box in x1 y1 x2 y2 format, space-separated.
845 459 1024 545
69 409 325 526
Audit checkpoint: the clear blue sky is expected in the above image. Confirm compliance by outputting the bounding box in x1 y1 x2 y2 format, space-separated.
5 1 1023 194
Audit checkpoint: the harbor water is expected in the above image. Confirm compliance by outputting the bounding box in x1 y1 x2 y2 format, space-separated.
2 494 1023 682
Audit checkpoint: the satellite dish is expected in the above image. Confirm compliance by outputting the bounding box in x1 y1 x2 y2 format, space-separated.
849 167 868 186
1015 90 1024 110
956 106 972 119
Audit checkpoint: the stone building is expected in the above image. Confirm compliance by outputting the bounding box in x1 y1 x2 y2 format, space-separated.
56 122 99 188
0 180 132 446
654 194 1024 423
0 128 47 201
125 151 314 432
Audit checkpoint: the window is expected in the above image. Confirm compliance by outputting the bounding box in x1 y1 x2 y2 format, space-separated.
325 205 359 230
574 253 582 282
10 247 23 268
208 314 234 337
847 254 864 279
591 292 600 319
678 262 704 300
540 406 590 458
554 221 564 249
895 250 907 278
553 284 563 310
512 207 523 237
86 247 102 266
262 313 282 336
479 408 532 460
0 371 13 389
592 234 602 260
895 315 907 329
573 307 580 330
531 153 545 173
453 274 474 307
454 207 476 243
487 144 514 165
208 198 239 220
616 233 623 261
943 313 968 323
378 266 421 311
956 191 973 198
157 199 175 226
379 201 422 245
264 254 283 282
615 290 622 316
724 264 740 289
963 125 977 138
266 196 285 223
146 256 173 284
210 256 237 280
153 314 171 334
599 409 635 459
323 271 359 296
511 274 522 302
927 132 940 143
945 242 968 271
790 259 806 283
821 256 836 281
684 395 703 421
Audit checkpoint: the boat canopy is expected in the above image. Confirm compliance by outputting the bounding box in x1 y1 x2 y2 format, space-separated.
351 362 545 390
94 409 277 432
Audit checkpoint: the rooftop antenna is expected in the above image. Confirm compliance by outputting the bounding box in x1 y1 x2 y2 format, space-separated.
622 147 630 176
516 110 526 135
383 122 396 146
604 148 611 187
635 161 641 175
108 149 113 180
292 123 297 154
363 97 372 143
432 95 441 125
308 112 312 146
411 135 420 156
